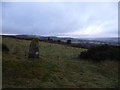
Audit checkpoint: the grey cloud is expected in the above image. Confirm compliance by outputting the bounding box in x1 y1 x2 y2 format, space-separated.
2 2 118 38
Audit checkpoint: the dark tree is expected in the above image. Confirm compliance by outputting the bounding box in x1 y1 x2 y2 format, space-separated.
57 40 61 43
67 40 71 44
48 37 50 40
50 39 53 41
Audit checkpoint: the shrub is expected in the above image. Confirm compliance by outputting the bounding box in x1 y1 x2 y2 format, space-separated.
48 37 53 41
67 40 71 44
79 45 120 61
48 37 50 40
57 40 61 43
2 43 9 52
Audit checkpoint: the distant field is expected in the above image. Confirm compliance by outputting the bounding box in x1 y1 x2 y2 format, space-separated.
2 37 119 88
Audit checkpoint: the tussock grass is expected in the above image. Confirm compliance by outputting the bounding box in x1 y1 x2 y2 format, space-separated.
2 37 118 88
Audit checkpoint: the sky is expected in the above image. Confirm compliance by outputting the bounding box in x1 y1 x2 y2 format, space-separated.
2 2 118 38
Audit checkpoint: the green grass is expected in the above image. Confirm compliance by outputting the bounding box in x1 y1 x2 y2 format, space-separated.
2 37 118 88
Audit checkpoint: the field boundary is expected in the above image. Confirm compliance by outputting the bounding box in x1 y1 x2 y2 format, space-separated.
2 35 89 49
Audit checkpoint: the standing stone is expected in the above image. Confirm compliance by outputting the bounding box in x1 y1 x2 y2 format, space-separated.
28 38 39 58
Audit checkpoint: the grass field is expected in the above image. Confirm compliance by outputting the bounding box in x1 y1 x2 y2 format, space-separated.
2 36 119 88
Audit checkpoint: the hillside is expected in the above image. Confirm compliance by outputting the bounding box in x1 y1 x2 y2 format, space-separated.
2 36 118 88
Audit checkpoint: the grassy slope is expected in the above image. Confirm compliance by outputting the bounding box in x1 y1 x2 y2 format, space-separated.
2 37 118 88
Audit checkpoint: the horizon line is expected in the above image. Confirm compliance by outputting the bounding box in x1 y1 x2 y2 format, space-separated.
1 34 119 38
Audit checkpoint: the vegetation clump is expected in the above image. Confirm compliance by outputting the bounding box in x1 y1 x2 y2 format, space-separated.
57 40 61 43
2 43 9 52
67 40 71 44
79 45 120 61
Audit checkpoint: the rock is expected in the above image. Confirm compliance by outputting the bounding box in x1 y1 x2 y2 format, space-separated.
2 43 9 52
28 38 40 58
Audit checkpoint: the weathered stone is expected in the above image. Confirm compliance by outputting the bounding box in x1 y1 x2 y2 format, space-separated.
2 43 9 52
28 38 39 58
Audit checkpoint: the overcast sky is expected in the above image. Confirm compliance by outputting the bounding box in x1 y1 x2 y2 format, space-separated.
2 2 118 38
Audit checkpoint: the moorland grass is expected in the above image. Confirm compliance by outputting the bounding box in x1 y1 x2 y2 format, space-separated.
2 37 119 88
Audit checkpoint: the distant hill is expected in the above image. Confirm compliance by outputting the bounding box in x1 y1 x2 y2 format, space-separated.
15 35 119 46
16 35 38 38
84 37 119 43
